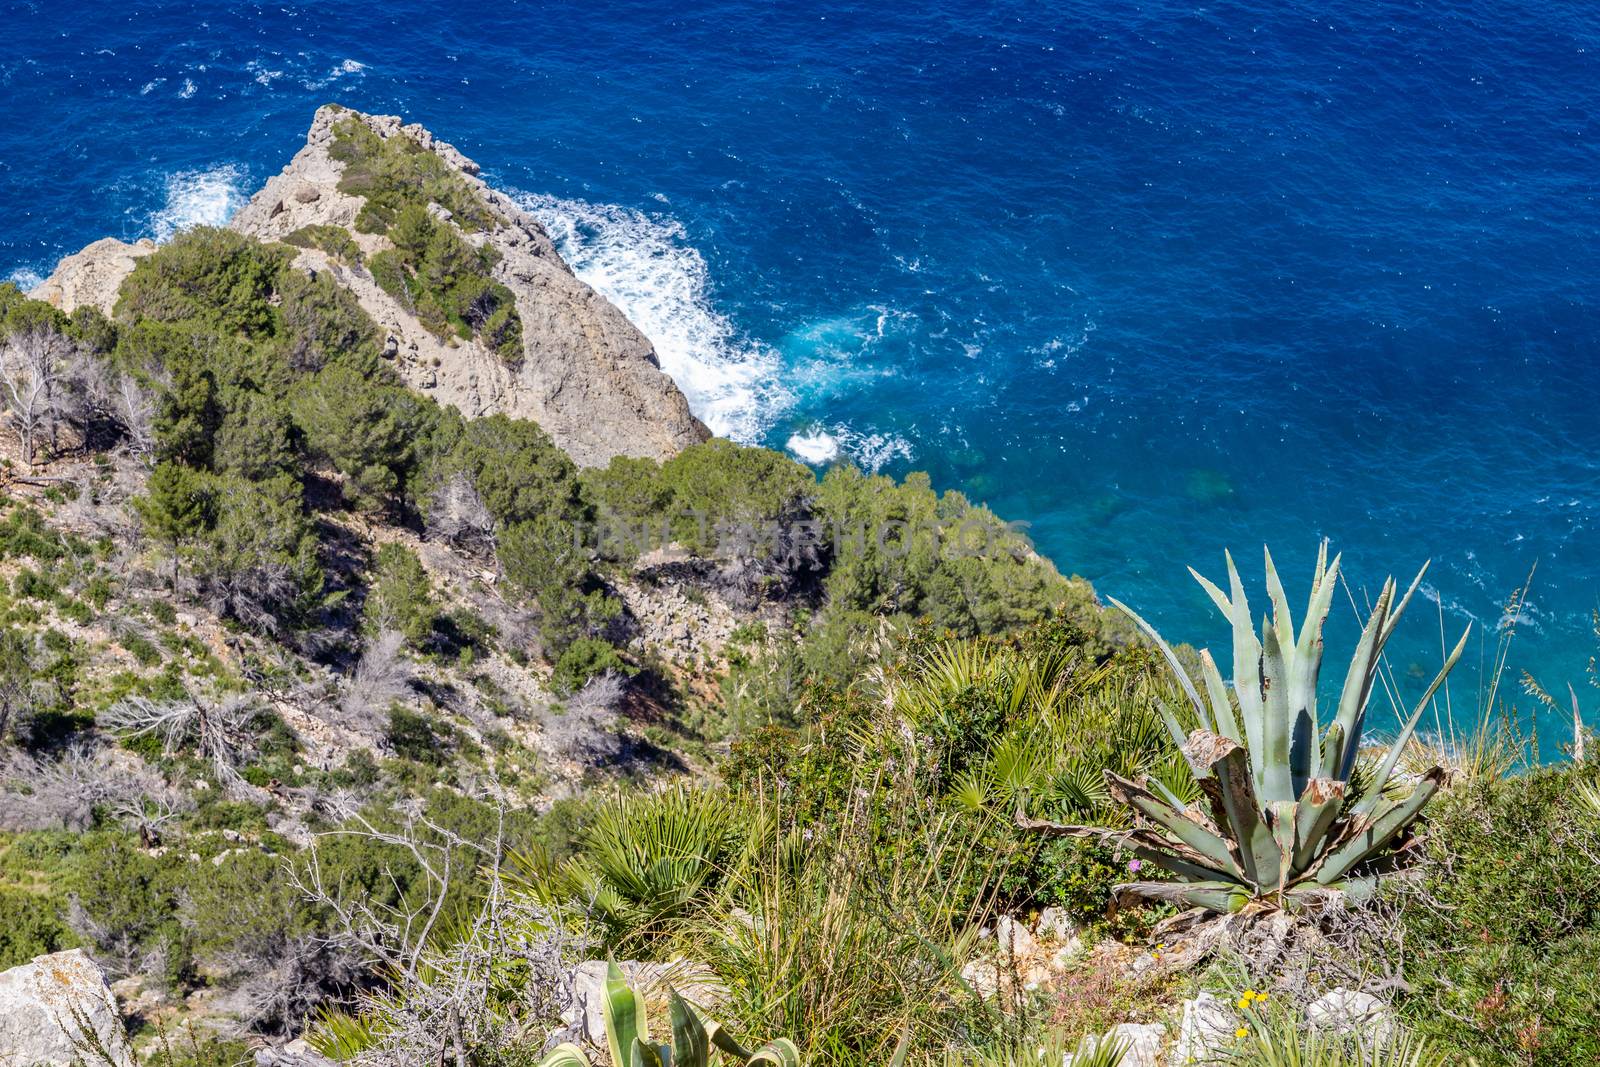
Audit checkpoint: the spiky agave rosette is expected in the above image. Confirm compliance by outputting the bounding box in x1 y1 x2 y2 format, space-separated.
1025 544 1470 914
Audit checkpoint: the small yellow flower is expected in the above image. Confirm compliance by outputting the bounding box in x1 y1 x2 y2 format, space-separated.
1237 996 1251 1010
1235 1028 1249 1040
1254 992 1268 1003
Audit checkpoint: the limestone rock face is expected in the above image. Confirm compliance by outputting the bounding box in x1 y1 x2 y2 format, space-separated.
0 949 133 1067
230 106 709 467
28 237 156 315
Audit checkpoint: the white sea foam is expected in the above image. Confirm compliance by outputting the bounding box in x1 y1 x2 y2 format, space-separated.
786 428 840 464
785 422 913 472
4 268 44 292
148 165 249 242
302 58 367 91
178 78 197 99
514 192 790 442
247 60 284 87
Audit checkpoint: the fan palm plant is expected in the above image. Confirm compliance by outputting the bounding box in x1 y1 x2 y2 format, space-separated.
509 785 746 944
1024 544 1470 913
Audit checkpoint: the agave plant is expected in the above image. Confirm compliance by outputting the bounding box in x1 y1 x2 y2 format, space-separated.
1026 544 1469 913
539 962 801 1067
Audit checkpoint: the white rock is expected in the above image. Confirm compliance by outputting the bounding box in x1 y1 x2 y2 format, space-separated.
0 949 133 1067
1173 992 1236 1064
994 914 1039 963
960 960 999 999
255 1038 338 1066
1305 988 1394 1042
1035 906 1080 943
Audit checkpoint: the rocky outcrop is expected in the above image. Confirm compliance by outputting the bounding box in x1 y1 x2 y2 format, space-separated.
0 949 133 1067
31 107 709 467
229 106 708 467
27 237 155 315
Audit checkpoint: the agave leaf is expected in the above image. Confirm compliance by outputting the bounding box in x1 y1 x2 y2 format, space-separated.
1290 777 1346 873
1381 560 1430 645
1329 579 1395 780
1126 843 1239 884
1355 625 1471 818
1156 699 1191 753
1105 770 1243 879
1115 879 1249 913
630 1037 667 1067
1107 597 1212 732
1315 768 1445 885
538 1044 593 1067
603 961 647 1067
1263 545 1297 668
1198 651 1241 745
1187 732 1277 889
1188 566 1233 619
668 990 709 1067
1147 775 1190 813
1259 621 1294 803
1295 548 1341 777
704 1019 752 1064
746 1039 802 1067
1222 551 1267 785
1266 800 1298 895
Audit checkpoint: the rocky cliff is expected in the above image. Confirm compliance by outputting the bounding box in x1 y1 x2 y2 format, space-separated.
31 106 709 467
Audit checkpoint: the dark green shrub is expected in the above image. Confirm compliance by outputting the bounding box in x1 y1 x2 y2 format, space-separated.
69 833 191 986
326 116 521 361
386 707 453 765
328 116 498 232
119 633 163 667
551 636 632 696
0 887 78 968
0 504 72 562
115 227 287 338
282 224 363 265
363 543 436 646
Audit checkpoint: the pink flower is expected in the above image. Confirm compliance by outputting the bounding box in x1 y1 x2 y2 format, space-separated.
1128 859 1143 873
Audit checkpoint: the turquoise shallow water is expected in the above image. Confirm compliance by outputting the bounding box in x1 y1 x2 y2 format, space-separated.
3 1 1598 740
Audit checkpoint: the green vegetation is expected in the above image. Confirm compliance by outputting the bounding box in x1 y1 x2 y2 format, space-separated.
283 223 364 265
328 116 522 362
363 543 437 646
328 115 499 233
1399 760 1600 1065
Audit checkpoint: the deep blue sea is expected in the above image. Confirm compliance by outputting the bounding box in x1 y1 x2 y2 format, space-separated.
4 1 1598 741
